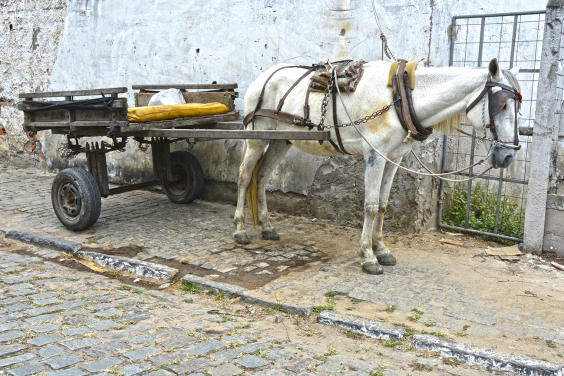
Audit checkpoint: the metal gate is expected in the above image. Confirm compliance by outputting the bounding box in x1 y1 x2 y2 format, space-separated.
437 10 546 243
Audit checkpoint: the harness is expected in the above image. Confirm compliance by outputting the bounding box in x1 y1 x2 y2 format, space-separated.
465 74 522 150
242 60 522 156
242 60 391 155
391 59 433 142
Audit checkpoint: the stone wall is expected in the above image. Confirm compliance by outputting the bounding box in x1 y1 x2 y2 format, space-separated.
0 0 545 232
544 194 564 256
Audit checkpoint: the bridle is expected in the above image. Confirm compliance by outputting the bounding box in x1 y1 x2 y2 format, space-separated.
465 74 522 150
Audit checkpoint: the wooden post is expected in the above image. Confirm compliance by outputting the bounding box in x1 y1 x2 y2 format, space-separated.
523 0 564 254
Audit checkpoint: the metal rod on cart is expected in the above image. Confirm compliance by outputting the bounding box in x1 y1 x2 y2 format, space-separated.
108 180 160 196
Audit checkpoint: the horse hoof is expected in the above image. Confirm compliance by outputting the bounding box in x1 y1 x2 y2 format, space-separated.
376 253 397 266
234 232 251 245
362 263 384 275
262 229 280 241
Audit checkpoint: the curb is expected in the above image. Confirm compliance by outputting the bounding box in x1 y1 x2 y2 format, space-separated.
181 275 313 316
5 229 82 254
77 251 178 281
240 293 313 317
413 334 564 376
182 274 246 298
316 310 404 340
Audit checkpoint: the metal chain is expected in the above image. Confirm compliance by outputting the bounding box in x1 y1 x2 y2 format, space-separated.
324 99 399 129
318 72 335 128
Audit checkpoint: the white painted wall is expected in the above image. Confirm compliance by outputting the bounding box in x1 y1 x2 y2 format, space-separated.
0 0 548 231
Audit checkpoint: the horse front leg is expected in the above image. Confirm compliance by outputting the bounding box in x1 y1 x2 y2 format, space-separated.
372 158 401 266
233 139 267 245
256 140 292 240
360 154 387 274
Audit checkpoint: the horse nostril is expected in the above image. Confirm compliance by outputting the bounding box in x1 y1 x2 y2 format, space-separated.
503 154 512 166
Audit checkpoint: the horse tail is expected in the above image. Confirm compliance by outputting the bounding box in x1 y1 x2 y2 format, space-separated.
245 150 264 228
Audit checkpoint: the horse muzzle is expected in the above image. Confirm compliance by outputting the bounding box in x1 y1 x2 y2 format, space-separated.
489 146 518 168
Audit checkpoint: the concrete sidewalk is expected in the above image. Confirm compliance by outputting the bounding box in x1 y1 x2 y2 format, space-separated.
1 162 564 372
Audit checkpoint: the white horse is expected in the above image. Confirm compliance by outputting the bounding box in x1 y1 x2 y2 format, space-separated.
233 58 521 274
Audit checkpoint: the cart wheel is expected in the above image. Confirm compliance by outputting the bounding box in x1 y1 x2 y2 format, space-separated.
51 168 101 231
163 151 204 204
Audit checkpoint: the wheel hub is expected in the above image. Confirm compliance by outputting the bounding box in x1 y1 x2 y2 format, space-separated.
168 163 189 195
59 182 81 217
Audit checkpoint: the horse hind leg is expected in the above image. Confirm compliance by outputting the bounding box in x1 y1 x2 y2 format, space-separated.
372 158 401 266
256 139 292 240
360 155 387 275
233 139 267 245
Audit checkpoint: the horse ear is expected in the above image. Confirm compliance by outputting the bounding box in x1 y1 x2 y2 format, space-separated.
488 58 501 80
509 66 520 76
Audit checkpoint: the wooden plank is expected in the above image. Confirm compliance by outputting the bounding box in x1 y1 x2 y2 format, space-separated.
18 100 125 110
135 92 234 110
49 128 111 136
29 121 129 129
135 129 331 140
121 112 239 132
439 238 464 246
132 84 238 90
19 87 127 99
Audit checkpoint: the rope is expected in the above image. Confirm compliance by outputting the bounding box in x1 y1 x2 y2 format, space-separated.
371 0 396 61
332 70 493 183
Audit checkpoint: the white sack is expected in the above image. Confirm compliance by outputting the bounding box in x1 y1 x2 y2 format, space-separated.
147 88 186 106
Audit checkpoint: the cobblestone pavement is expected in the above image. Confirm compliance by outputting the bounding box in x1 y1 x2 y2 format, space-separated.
0 247 498 376
1 163 564 364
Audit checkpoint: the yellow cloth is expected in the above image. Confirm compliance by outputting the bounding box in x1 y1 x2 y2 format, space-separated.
387 61 418 90
128 102 229 123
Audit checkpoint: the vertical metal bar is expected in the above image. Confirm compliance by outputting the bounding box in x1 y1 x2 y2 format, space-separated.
509 15 518 68
463 17 485 228
449 17 456 66
494 169 504 234
438 16 458 230
465 129 476 228
477 17 486 67
437 135 449 228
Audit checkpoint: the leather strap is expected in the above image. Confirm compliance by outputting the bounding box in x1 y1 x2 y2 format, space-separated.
396 59 420 137
243 108 306 127
276 68 316 114
332 82 349 154
392 75 428 142
249 65 310 129
403 72 432 137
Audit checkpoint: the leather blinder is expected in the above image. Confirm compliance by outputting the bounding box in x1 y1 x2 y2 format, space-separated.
489 90 516 117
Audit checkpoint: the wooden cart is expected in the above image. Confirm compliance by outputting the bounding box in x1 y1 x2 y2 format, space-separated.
18 84 329 230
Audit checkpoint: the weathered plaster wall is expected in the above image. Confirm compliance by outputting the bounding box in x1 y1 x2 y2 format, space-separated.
0 0 69 169
543 194 564 256
0 0 546 232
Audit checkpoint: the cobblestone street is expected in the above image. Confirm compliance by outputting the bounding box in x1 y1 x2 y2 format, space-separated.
1 163 564 373
0 244 499 376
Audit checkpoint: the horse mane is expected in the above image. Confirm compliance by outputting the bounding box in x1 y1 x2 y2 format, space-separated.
502 69 521 93
433 114 463 135
432 69 520 136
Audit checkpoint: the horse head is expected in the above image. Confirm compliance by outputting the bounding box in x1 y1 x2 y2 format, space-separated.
466 58 521 169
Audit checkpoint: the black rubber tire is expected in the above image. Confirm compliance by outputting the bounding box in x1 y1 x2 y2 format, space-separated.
51 168 102 231
162 151 204 204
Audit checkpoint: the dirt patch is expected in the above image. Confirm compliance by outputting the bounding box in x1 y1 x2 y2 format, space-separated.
81 245 145 258
541 250 564 265
8 246 165 291
148 245 330 290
